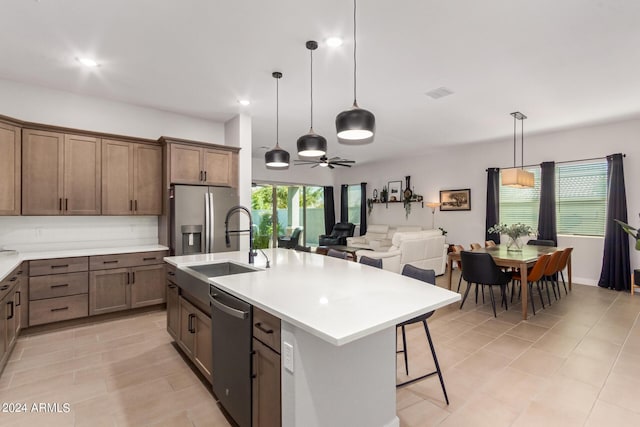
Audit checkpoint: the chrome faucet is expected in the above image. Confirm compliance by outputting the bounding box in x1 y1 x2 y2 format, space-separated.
224 205 257 265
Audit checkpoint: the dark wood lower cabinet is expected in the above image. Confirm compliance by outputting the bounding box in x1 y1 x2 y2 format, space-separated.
252 338 281 427
177 296 212 383
166 282 179 340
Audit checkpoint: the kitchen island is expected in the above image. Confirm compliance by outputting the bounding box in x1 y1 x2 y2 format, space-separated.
165 248 460 427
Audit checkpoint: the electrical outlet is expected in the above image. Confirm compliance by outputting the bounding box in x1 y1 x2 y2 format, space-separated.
283 342 294 373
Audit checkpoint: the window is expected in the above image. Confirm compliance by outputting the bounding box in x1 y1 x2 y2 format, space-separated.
347 185 361 225
499 160 608 237
556 161 607 236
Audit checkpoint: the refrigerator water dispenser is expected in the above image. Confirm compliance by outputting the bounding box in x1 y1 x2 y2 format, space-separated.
181 225 202 254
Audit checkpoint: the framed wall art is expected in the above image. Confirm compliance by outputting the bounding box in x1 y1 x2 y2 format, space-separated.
439 189 471 211
387 181 403 202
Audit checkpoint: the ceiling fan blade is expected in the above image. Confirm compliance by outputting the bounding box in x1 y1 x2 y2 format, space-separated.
334 163 352 167
333 160 355 164
294 160 319 164
311 164 319 168
328 156 340 161
328 164 335 169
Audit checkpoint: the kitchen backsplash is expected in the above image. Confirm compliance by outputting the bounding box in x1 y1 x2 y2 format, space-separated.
0 216 159 251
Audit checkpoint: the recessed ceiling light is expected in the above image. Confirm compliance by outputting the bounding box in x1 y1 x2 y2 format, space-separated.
238 99 251 106
77 57 99 67
325 37 343 47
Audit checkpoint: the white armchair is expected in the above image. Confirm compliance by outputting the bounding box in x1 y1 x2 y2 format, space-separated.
356 230 448 275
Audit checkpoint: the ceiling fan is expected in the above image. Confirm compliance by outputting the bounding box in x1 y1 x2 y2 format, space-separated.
294 155 355 169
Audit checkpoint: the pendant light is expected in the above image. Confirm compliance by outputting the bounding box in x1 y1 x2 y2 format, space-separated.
502 111 534 188
336 0 375 145
265 71 290 169
297 41 327 157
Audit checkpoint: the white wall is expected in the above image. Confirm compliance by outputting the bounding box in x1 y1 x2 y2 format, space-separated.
0 78 229 249
225 114 252 251
252 158 335 187
336 118 640 286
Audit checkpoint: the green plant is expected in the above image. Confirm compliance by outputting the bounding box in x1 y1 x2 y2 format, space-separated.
438 227 448 236
487 223 535 239
367 198 374 216
614 218 640 250
380 185 388 203
403 198 411 219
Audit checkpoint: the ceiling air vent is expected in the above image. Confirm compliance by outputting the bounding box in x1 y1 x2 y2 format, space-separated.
425 87 454 100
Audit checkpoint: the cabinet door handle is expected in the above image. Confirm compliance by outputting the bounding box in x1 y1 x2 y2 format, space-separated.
65 198 68 211
130 200 133 211
168 283 176 289
204 171 207 181
59 198 62 211
251 350 257 379
199 171 203 181
16 291 21 307
9 277 17 282
134 200 138 211
167 271 175 276
143 257 156 261
254 322 274 334
126 272 130 285
131 272 135 284
103 260 119 264
51 264 69 269
50 306 69 312
7 301 14 319
50 283 69 289
188 313 195 333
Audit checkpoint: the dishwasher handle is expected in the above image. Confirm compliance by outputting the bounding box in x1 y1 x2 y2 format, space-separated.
210 294 249 319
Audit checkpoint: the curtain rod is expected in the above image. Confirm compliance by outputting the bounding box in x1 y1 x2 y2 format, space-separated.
486 153 626 171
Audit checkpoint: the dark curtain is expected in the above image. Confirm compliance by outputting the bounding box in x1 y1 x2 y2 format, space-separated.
359 182 367 236
598 153 630 291
340 184 348 223
323 186 335 235
485 168 500 243
538 161 558 245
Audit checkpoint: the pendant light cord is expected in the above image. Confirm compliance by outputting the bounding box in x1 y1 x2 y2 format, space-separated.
513 114 516 168
353 0 357 104
276 75 279 147
521 118 524 170
310 48 314 129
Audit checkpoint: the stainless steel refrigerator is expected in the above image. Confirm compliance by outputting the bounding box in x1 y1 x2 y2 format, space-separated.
170 185 239 256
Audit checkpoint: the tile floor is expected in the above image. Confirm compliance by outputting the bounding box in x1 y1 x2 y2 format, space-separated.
1 271 639 426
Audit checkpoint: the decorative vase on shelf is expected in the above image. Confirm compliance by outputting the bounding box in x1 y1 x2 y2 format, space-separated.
506 236 524 251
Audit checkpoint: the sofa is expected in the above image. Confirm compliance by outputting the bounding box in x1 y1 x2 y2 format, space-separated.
355 230 448 275
318 222 355 246
347 224 423 251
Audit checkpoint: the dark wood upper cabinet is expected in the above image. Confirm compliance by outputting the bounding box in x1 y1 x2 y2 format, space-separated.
166 140 239 188
0 122 21 215
63 134 101 215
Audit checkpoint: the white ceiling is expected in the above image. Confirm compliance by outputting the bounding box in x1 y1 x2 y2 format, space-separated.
2 0 640 165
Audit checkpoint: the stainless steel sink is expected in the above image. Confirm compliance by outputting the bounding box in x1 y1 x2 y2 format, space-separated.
186 262 258 278
175 262 260 308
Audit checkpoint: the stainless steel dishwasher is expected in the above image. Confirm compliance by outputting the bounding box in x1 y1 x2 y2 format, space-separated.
209 284 252 427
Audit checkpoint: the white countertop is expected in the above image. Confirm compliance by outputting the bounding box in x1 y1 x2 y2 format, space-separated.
0 244 169 281
165 248 460 346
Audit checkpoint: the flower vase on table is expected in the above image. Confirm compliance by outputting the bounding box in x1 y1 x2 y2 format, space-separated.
487 223 535 252
506 235 524 251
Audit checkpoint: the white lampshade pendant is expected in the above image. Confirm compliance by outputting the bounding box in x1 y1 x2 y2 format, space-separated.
502 111 534 188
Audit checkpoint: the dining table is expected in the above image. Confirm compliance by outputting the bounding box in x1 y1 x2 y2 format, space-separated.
447 244 571 320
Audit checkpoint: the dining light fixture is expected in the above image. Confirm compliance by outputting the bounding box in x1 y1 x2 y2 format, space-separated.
426 202 441 229
335 0 375 145
501 111 534 188
297 41 327 157
265 72 290 169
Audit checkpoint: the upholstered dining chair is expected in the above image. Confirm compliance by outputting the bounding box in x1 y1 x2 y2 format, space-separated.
527 239 555 246
395 265 449 404
485 240 496 248
542 250 564 303
460 251 513 317
327 248 348 259
359 255 383 269
511 254 551 315
470 243 482 250
556 247 573 295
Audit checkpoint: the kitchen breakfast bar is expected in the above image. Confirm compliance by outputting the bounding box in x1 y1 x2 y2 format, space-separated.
165 248 460 427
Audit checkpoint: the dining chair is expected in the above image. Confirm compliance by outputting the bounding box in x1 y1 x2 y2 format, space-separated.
395 265 449 404
460 251 512 317
542 250 564 303
452 245 465 293
327 249 348 259
470 243 482 250
359 255 383 269
556 247 573 295
485 240 496 248
527 239 555 246
511 254 551 315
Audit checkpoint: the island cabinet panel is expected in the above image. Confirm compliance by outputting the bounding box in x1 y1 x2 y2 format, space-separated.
22 130 101 215
0 122 21 215
168 141 239 188
1 263 24 372
177 295 212 383
102 140 162 215
89 268 130 315
252 306 282 427
166 280 179 340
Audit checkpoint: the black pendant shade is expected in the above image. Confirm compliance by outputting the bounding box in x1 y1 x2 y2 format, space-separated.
297 40 327 157
336 0 375 145
265 145 290 168
336 103 375 145
265 71 290 169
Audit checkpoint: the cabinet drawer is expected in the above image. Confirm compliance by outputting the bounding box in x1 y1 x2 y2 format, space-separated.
253 307 281 353
29 294 88 326
166 263 176 283
29 257 88 276
29 272 88 300
90 251 166 270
